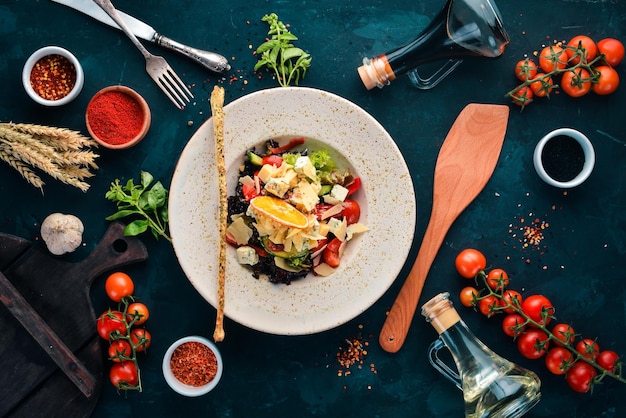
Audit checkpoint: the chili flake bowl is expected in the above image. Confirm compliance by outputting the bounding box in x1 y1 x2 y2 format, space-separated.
162 336 223 397
85 85 151 150
22 46 84 106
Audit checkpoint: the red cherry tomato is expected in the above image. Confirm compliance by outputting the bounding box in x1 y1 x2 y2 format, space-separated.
323 237 342 267
486 268 509 291
539 45 568 73
597 38 625 66
455 249 487 279
110 361 139 388
97 310 127 340
501 290 523 314
129 328 152 352
108 340 132 363
342 200 361 225
105 272 134 302
576 338 600 360
561 68 592 98
262 154 283 167
521 295 554 327
242 183 259 201
127 302 150 326
529 73 553 98
545 347 574 375
511 86 533 107
459 286 479 308
592 65 620 95
597 350 620 373
514 59 538 81
566 362 597 393
566 35 598 65
551 323 576 347
517 329 550 359
478 295 499 318
502 314 526 338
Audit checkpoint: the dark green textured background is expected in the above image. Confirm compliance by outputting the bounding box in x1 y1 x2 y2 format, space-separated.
1 0 625 416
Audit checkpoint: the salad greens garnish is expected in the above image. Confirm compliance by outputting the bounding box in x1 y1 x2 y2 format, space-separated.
105 171 171 242
254 13 312 87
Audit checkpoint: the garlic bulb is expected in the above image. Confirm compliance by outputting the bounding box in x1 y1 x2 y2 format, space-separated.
40 213 84 255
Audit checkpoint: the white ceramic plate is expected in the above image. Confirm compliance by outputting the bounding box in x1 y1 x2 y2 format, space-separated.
169 87 415 335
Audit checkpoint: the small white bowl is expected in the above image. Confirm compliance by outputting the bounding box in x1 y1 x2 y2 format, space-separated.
22 46 84 106
533 128 595 188
162 336 223 397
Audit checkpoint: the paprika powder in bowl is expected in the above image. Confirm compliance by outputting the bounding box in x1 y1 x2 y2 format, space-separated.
85 85 151 149
162 336 223 397
22 46 84 106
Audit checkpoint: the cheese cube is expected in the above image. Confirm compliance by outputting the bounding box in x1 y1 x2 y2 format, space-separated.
236 246 259 265
226 216 253 244
257 164 276 184
330 184 349 202
264 178 289 198
294 156 317 180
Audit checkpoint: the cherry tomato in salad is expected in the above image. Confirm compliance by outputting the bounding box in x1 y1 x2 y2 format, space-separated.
566 362 597 393
597 350 620 373
517 329 550 359
597 38 625 66
501 289 523 314
561 68 592 98
502 314 526 338
127 302 150 326
529 73 553 97
521 295 554 327
486 268 509 291
539 45 568 73
262 154 283 167
576 338 600 360
592 65 620 95
105 272 134 302
514 59 538 81
346 177 361 196
108 339 132 362
478 295 499 318
545 347 574 375
342 200 360 225
323 237 342 268
511 86 533 107
551 323 576 347
129 328 152 352
459 286 479 308
97 310 127 340
110 361 139 388
566 35 598 65
242 183 259 201
455 249 486 279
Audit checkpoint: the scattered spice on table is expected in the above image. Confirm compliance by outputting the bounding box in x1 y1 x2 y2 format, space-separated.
29 54 76 101
86 91 144 145
170 341 218 386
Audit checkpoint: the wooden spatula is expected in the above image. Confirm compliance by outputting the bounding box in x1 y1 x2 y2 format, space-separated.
380 103 509 353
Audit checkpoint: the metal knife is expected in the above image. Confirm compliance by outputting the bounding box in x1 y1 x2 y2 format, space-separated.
50 0 230 73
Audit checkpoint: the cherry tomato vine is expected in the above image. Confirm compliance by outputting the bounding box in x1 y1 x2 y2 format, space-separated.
507 36 624 109
455 249 624 393
96 272 152 392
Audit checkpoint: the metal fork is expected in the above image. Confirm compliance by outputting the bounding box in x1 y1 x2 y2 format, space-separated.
92 0 193 109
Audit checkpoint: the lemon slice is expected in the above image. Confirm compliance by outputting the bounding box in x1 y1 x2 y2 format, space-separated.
250 196 309 229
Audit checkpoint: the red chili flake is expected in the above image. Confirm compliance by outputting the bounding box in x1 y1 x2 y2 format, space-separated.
29 54 76 101
170 341 218 387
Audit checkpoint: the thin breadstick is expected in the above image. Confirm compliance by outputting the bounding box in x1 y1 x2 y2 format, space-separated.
210 86 227 342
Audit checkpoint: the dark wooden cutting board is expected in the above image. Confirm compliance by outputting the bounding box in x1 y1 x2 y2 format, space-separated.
0 222 148 418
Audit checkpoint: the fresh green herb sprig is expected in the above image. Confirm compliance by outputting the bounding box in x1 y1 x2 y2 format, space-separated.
105 171 171 242
254 13 312 87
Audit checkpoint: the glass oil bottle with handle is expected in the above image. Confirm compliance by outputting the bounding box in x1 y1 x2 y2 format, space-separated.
357 0 510 90
421 292 541 418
